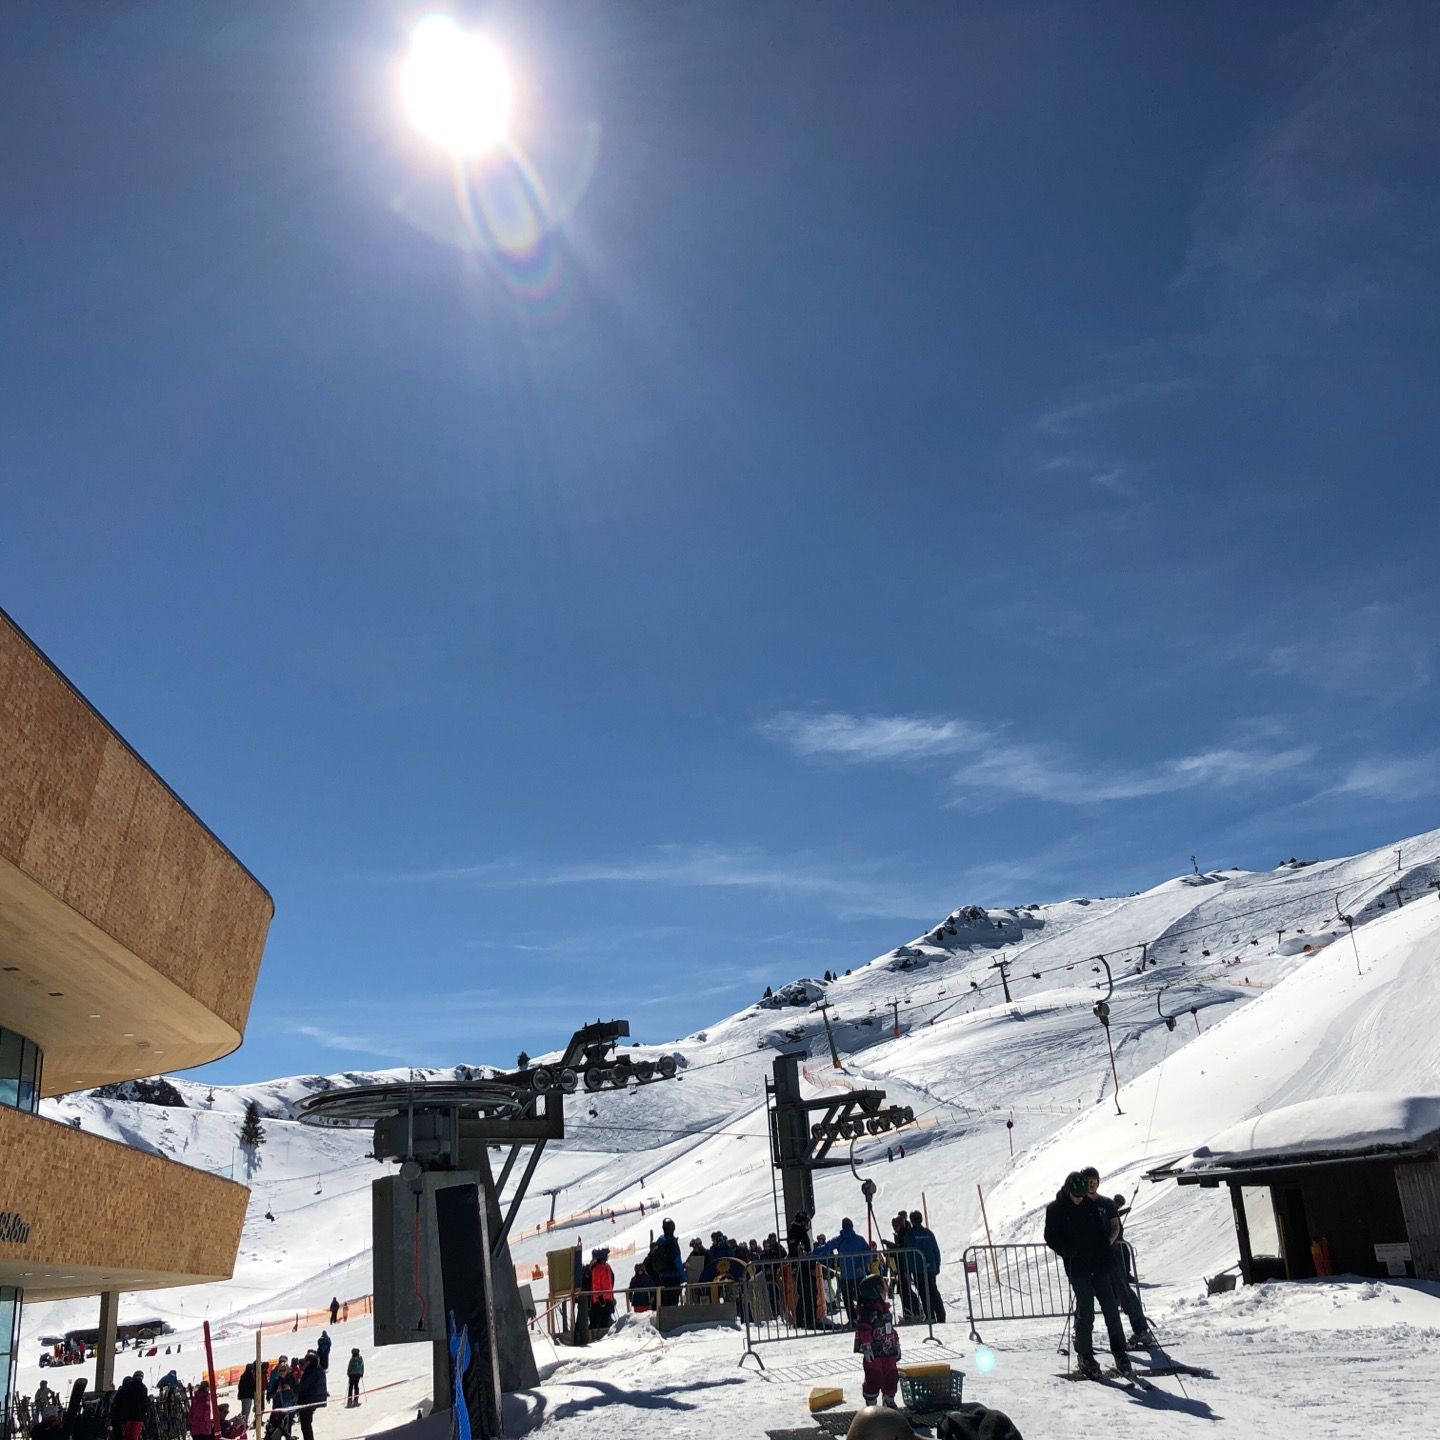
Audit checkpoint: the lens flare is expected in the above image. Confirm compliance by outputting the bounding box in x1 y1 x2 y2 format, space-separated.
404 15 510 155
974 1346 998 1374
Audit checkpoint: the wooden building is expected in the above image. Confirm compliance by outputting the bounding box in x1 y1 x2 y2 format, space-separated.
1148 1092 1440 1284
0 607 273 1405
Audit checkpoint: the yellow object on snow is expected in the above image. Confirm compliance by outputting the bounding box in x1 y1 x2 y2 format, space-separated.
808 1387 845 1412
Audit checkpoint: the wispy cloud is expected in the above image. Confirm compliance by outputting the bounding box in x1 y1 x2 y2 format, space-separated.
1257 603 1432 699
761 707 1317 808
275 985 677 1064
1032 7 1435 481
1181 4 1438 369
951 739 1316 806
1333 752 1440 803
757 712 987 763
1035 377 1191 437
397 843 952 920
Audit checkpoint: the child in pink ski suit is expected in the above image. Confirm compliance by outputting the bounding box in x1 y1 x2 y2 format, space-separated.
853 1274 902 1407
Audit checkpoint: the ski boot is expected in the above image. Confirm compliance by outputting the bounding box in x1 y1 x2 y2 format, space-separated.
1125 1328 1157 1349
1076 1355 1104 1380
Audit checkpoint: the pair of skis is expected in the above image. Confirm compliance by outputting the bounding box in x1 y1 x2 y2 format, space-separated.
1061 1357 1213 1388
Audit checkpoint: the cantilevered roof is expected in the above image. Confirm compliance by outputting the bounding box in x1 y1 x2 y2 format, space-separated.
0 607 272 1093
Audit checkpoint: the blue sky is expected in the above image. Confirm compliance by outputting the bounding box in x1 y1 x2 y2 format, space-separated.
3 2 1437 1082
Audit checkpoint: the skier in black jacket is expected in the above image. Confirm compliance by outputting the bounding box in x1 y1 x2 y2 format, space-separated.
1081 1167 1155 1346
1044 1171 1130 1378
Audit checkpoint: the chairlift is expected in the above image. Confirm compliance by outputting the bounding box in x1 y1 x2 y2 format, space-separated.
314 1178 323 1196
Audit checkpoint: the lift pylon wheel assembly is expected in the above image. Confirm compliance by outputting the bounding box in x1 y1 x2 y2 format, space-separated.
767 1051 913 1223
298 1020 681 1437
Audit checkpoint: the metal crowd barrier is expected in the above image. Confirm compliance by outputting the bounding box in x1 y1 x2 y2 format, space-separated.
737 1248 940 1370
962 1242 1141 1343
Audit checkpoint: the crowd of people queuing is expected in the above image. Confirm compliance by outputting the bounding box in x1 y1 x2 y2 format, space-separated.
9 1334 366 1440
576 1205 946 1337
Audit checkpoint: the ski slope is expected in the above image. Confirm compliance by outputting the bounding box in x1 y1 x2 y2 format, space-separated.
15 826 1440 1438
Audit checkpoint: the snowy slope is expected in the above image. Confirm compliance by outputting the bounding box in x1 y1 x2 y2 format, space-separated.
15 825 1440 1439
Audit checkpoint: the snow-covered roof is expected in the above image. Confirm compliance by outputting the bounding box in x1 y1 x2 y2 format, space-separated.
1177 1091 1440 1173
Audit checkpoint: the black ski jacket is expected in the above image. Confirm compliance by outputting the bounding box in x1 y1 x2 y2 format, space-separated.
1043 1190 1113 1277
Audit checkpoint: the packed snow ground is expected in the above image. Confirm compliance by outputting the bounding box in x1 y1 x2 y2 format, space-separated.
17 827 1440 1437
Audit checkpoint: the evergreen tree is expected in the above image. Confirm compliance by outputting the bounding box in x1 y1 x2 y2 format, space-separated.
240 1100 266 1149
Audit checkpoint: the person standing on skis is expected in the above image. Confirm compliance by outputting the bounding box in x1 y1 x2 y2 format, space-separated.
1081 1167 1155 1347
1044 1171 1131 1379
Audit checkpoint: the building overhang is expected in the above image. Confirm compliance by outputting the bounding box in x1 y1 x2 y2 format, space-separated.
0 606 272 1095
0 1106 249 1301
0 855 241 1093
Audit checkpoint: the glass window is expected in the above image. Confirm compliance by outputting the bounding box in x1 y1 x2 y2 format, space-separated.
0 1030 19 1111
0 1028 42 1113
18 1039 40 1112
1242 1186 1281 1258
0 1286 19 1433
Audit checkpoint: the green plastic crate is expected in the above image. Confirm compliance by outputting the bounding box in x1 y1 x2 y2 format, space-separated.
899 1366 962 1411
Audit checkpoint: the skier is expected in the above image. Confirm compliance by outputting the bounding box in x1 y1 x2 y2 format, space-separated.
905 1211 946 1323
647 1218 685 1307
264 1361 297 1440
627 1261 653 1313
345 1350 364 1408
188 1381 216 1440
1081 1168 1155 1346
237 1364 257 1428
295 1352 326 1440
684 1238 708 1300
853 1274 902 1409
1044 1171 1131 1379
315 1330 332 1372
328 1297 340 1326
588 1248 616 1333
787 1210 818 1327
112 1374 148 1440
33 1383 59 1421
884 1214 922 1322
811 1218 875 1323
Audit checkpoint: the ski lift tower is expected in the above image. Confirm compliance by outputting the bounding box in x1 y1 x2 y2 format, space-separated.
767 1052 913 1227
298 1020 679 1440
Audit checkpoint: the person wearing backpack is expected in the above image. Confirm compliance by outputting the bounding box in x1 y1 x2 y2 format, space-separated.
647 1218 685 1306
345 1351 364 1408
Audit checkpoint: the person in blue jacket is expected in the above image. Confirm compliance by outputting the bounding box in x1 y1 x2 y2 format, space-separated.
906 1210 946 1323
810 1217 874 1323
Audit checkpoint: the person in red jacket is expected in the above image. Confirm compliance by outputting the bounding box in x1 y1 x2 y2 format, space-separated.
588 1248 617 1334
853 1274 902 1408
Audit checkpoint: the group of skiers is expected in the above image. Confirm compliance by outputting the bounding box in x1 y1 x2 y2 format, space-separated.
577 1206 943 1348
1044 1166 1155 1379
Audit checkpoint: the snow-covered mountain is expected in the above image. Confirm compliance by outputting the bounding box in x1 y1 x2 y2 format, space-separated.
18 825 1440 1438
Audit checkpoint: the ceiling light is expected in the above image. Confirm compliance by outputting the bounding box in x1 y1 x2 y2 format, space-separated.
49 991 64 997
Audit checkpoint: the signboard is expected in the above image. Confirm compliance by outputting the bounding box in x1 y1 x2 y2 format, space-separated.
1374 1242 1412 1276
0 1211 31 1244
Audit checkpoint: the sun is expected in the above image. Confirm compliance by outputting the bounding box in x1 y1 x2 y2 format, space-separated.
404 15 511 156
